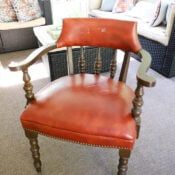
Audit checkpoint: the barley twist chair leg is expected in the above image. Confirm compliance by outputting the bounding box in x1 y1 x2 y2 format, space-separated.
24 130 42 172
117 149 131 175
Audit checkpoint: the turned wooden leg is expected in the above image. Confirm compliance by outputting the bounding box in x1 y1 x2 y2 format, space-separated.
25 130 42 172
117 149 131 175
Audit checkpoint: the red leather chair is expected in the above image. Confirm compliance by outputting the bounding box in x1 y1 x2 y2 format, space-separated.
9 18 156 175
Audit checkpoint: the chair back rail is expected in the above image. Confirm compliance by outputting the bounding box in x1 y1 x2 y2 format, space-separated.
57 18 141 52
57 18 141 82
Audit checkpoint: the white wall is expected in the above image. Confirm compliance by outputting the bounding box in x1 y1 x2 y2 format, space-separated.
51 0 89 25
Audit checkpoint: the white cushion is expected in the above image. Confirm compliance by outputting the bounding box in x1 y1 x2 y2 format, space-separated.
137 21 168 45
125 1 155 23
0 17 45 30
89 9 136 21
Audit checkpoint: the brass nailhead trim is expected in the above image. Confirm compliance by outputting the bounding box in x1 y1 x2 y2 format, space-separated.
25 128 131 150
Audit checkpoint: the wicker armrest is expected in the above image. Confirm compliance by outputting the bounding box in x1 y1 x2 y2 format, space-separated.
137 49 156 87
8 44 56 71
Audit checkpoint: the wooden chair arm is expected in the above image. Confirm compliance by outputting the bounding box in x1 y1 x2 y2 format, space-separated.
8 44 56 71
132 49 156 138
137 49 156 87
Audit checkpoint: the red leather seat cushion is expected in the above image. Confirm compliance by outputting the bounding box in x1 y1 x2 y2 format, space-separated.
21 74 136 149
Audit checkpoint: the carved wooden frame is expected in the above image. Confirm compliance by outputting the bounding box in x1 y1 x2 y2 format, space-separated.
9 43 156 174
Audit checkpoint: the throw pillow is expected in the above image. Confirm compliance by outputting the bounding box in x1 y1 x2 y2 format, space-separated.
112 0 134 13
0 0 17 22
125 1 155 23
100 0 116 11
151 0 169 27
12 0 42 22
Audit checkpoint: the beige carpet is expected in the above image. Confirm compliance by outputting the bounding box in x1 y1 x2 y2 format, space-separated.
0 49 175 175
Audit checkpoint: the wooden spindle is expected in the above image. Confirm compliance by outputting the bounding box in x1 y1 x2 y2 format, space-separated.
117 149 131 175
22 68 35 105
66 47 74 75
78 47 86 73
132 82 144 138
110 50 117 79
25 130 41 172
94 48 102 74
119 52 130 83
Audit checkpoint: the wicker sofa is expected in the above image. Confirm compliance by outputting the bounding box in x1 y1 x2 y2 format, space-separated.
0 0 52 53
89 0 175 77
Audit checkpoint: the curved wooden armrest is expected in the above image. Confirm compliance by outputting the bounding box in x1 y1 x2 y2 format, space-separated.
137 49 156 87
8 44 56 71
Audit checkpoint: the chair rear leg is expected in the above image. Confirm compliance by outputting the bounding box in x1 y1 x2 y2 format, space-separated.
117 149 131 175
24 129 42 172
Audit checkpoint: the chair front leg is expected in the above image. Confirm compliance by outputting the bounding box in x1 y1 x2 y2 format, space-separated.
24 129 42 172
117 149 131 175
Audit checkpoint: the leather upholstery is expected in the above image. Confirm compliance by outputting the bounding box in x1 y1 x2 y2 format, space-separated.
57 18 141 53
21 74 136 149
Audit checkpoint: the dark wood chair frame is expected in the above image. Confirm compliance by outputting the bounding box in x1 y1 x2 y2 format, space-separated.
9 25 156 174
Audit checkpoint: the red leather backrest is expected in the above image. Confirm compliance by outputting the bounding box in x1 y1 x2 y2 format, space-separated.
57 18 141 53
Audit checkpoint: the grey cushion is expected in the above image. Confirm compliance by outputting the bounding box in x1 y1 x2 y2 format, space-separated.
100 0 116 11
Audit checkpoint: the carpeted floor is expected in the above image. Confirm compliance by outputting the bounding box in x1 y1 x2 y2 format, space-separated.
0 49 175 175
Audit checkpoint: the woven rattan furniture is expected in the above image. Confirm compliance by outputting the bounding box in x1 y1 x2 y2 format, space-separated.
9 18 156 175
0 0 52 53
137 20 175 77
